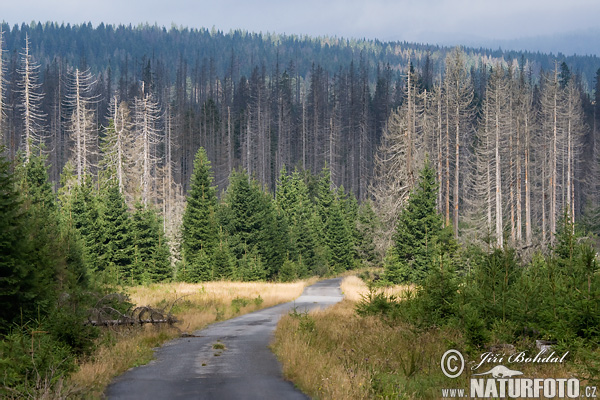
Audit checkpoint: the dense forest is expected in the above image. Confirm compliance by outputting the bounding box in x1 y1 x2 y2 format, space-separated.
1 21 600 397
1 23 599 246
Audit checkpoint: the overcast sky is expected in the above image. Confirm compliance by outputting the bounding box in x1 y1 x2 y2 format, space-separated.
3 0 599 45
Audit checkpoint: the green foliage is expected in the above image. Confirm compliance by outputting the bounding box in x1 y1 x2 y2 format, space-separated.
235 247 266 281
101 181 134 276
414 255 459 325
71 177 106 273
276 167 321 274
385 160 447 284
0 323 75 396
395 225 600 351
356 286 401 319
356 200 379 265
0 152 100 396
182 147 218 273
278 258 301 282
326 197 354 272
0 152 44 331
212 237 234 280
131 203 172 284
220 169 287 280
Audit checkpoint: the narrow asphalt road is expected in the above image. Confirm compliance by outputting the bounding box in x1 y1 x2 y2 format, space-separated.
105 278 343 399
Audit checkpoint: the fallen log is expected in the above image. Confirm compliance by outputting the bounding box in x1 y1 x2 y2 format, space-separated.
86 318 175 326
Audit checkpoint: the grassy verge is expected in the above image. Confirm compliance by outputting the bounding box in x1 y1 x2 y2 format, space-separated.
67 279 315 398
272 276 583 399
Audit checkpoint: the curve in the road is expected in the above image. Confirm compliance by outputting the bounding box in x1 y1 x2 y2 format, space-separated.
105 278 343 399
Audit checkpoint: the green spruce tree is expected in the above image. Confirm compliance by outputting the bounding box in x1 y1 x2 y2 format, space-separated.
131 203 172 284
101 180 134 279
326 196 354 272
386 160 444 284
0 152 49 329
182 147 218 277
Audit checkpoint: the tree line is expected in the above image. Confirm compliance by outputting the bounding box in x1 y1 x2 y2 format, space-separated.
0 23 599 207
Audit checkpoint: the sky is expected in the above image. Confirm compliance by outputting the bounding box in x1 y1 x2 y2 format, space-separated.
3 0 600 47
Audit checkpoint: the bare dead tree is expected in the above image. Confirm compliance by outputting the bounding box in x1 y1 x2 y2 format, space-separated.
133 82 162 206
101 96 132 193
17 34 46 162
65 67 98 183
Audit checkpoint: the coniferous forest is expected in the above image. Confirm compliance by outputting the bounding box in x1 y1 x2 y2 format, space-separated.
1 21 600 396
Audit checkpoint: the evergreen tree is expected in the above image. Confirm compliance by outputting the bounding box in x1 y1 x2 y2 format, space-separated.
275 165 294 213
257 195 289 279
221 169 287 279
386 160 444 284
356 200 379 266
236 246 266 281
71 176 105 273
101 180 134 277
315 165 334 228
0 151 48 329
276 167 319 271
131 203 172 284
326 197 354 272
213 233 234 280
290 170 320 271
220 169 263 257
182 147 218 275
187 249 212 282
56 162 89 287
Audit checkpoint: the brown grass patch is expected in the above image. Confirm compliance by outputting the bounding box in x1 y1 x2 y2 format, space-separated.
273 299 460 399
67 279 314 398
340 275 414 302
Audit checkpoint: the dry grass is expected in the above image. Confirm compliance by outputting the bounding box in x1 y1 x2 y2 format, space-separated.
273 299 460 399
340 275 414 302
67 279 314 398
273 276 581 399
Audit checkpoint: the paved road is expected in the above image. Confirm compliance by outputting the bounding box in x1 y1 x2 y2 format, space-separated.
105 278 343 399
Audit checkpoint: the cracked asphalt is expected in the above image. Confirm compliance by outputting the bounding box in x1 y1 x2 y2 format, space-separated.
105 278 343 399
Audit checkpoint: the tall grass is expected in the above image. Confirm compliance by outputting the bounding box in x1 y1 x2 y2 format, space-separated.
273 276 577 399
67 279 313 398
340 275 413 302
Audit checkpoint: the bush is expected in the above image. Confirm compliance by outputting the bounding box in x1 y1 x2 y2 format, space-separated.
355 285 400 319
0 322 76 397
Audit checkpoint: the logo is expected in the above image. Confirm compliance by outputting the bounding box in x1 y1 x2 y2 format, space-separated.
472 365 523 378
438 349 597 399
441 349 465 378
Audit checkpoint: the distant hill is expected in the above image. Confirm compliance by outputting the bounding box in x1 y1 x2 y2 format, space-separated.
1 22 599 90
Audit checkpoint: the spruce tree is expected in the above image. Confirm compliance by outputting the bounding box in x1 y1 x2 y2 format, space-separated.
326 196 354 272
315 165 334 228
220 169 261 258
72 177 105 273
221 169 287 279
101 180 134 277
386 160 444 284
213 233 234 280
276 167 318 272
356 200 379 266
0 152 44 330
18 154 64 312
290 170 319 271
131 203 172 283
182 147 218 275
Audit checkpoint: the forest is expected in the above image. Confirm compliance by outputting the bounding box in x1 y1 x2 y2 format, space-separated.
1 21 600 397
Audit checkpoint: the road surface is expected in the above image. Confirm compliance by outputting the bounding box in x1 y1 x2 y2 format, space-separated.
105 278 343 399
